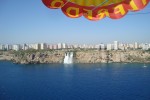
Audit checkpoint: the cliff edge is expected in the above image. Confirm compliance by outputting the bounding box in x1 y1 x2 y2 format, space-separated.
0 50 150 64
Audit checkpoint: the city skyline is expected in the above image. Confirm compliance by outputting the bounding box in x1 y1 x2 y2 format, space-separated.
0 41 150 45
0 1 150 44
1 41 150 51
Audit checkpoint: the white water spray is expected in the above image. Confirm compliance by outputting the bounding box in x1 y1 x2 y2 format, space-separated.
64 52 73 64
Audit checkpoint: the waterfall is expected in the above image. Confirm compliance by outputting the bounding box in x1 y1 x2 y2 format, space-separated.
64 52 73 64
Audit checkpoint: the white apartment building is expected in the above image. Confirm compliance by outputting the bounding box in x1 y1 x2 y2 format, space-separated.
58 43 62 49
83 44 88 49
73 44 79 49
67 44 73 49
88 45 94 49
12 44 20 51
0 44 13 51
40 43 47 50
8 45 13 50
119 43 125 50
107 44 113 50
53 44 58 49
48 44 53 50
22 44 29 50
0 44 5 50
129 44 134 49
142 43 149 50
100 43 105 50
95 44 101 49
134 42 139 49
28 43 40 50
114 41 119 50
70 45 74 49
62 43 67 49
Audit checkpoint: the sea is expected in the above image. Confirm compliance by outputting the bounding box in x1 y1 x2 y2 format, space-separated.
0 61 150 100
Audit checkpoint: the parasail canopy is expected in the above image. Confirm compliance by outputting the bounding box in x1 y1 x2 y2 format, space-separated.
42 0 150 21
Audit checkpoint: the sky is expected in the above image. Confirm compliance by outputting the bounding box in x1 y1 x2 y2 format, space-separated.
0 0 150 44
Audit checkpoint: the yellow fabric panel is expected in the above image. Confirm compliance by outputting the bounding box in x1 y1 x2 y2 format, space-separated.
69 0 125 6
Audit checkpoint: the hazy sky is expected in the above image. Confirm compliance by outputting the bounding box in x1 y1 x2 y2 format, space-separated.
0 0 150 44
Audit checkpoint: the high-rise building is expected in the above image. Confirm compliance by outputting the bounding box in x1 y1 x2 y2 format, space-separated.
114 41 119 50
134 42 139 49
8 45 13 50
62 43 67 49
107 44 112 50
58 43 62 49
28 43 40 50
48 44 53 50
22 44 28 50
40 43 47 50
12 44 20 51
0 44 5 50
53 44 58 49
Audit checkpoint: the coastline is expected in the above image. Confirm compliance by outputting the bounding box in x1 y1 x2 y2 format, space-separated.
0 50 150 64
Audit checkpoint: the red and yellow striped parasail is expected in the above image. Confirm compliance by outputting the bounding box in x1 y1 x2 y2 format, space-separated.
42 0 150 21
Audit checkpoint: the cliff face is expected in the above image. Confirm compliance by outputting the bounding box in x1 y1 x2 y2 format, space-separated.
12 51 65 64
75 50 150 63
0 50 150 64
75 51 108 63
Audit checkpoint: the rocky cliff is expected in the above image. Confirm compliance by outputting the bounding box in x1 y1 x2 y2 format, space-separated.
75 50 150 63
0 50 150 64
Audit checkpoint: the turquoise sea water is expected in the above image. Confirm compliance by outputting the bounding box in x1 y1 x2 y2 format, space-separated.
0 61 150 100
